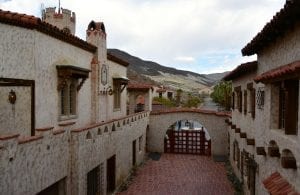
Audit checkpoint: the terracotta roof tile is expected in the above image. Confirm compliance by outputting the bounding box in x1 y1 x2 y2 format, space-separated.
128 81 153 90
107 52 129 67
242 0 300 56
263 172 299 195
156 88 167 92
254 60 300 83
0 9 97 53
223 61 257 81
150 108 231 117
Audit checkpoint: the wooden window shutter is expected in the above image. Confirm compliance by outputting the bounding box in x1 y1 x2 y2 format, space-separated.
278 85 285 129
244 90 247 115
232 92 235 110
239 91 243 112
284 80 298 135
251 89 256 118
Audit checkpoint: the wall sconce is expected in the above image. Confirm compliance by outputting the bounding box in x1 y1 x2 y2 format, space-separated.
8 90 16 104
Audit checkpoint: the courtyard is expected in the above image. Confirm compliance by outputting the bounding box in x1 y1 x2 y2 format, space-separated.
118 154 234 195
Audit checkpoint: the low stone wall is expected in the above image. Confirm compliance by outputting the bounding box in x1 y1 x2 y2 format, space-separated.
0 129 69 195
70 111 149 195
0 111 149 195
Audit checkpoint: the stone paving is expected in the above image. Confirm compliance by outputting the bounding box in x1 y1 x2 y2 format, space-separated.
118 154 234 195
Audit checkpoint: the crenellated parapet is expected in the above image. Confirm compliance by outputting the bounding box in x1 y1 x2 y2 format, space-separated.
42 7 76 35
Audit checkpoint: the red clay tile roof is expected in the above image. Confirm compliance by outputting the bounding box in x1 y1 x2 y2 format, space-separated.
151 108 231 117
107 52 129 67
242 0 300 56
156 88 167 93
128 81 153 90
263 172 299 195
0 9 97 52
223 61 257 81
254 60 300 83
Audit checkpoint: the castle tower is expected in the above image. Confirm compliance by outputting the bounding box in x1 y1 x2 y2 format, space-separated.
42 7 76 35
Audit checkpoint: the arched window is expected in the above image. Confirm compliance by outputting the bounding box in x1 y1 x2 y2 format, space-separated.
57 65 89 120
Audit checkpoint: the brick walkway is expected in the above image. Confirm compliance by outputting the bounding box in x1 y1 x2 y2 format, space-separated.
118 154 234 195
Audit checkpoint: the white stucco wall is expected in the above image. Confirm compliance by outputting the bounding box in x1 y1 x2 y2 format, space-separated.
0 23 94 135
70 112 149 195
0 86 31 135
0 131 69 195
229 23 300 194
149 111 228 156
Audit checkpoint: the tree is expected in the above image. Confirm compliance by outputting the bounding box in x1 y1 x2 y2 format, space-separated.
211 81 232 111
183 93 202 108
175 89 183 106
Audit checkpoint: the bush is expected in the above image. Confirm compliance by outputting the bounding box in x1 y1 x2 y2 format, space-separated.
153 97 176 107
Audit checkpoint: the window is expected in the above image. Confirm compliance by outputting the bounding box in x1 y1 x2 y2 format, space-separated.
244 90 247 115
113 80 121 109
278 80 298 135
59 79 77 118
167 92 173 100
232 92 235 110
57 65 90 120
139 136 143 152
112 77 128 110
250 89 256 118
234 86 242 112
233 141 240 169
256 87 265 109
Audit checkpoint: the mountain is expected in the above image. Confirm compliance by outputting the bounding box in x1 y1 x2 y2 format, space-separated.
108 48 228 92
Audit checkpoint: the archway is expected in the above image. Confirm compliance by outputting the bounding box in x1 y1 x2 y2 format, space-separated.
149 110 228 157
135 95 145 113
164 119 211 155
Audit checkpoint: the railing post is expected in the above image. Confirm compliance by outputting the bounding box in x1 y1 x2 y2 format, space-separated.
200 127 205 155
208 140 211 156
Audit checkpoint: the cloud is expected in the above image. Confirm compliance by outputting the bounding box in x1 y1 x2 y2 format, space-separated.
174 56 195 63
0 0 286 74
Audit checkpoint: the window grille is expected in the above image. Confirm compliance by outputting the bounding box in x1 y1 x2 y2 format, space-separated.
256 87 265 109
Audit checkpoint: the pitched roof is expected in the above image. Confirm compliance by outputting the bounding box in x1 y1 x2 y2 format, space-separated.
0 9 97 52
127 81 153 90
107 52 129 67
156 88 167 93
223 61 257 81
254 60 300 83
263 172 299 195
242 0 300 56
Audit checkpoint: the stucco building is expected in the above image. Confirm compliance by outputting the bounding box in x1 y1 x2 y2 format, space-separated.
224 1 300 194
0 7 149 195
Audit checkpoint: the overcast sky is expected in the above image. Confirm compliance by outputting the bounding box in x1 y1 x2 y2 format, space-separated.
0 0 285 74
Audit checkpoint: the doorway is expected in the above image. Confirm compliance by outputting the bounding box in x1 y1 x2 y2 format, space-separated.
107 155 116 193
132 140 136 166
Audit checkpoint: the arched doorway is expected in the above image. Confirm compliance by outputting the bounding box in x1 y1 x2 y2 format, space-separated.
135 95 145 113
164 120 211 155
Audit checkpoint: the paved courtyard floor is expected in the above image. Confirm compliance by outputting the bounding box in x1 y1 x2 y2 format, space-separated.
118 154 234 195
